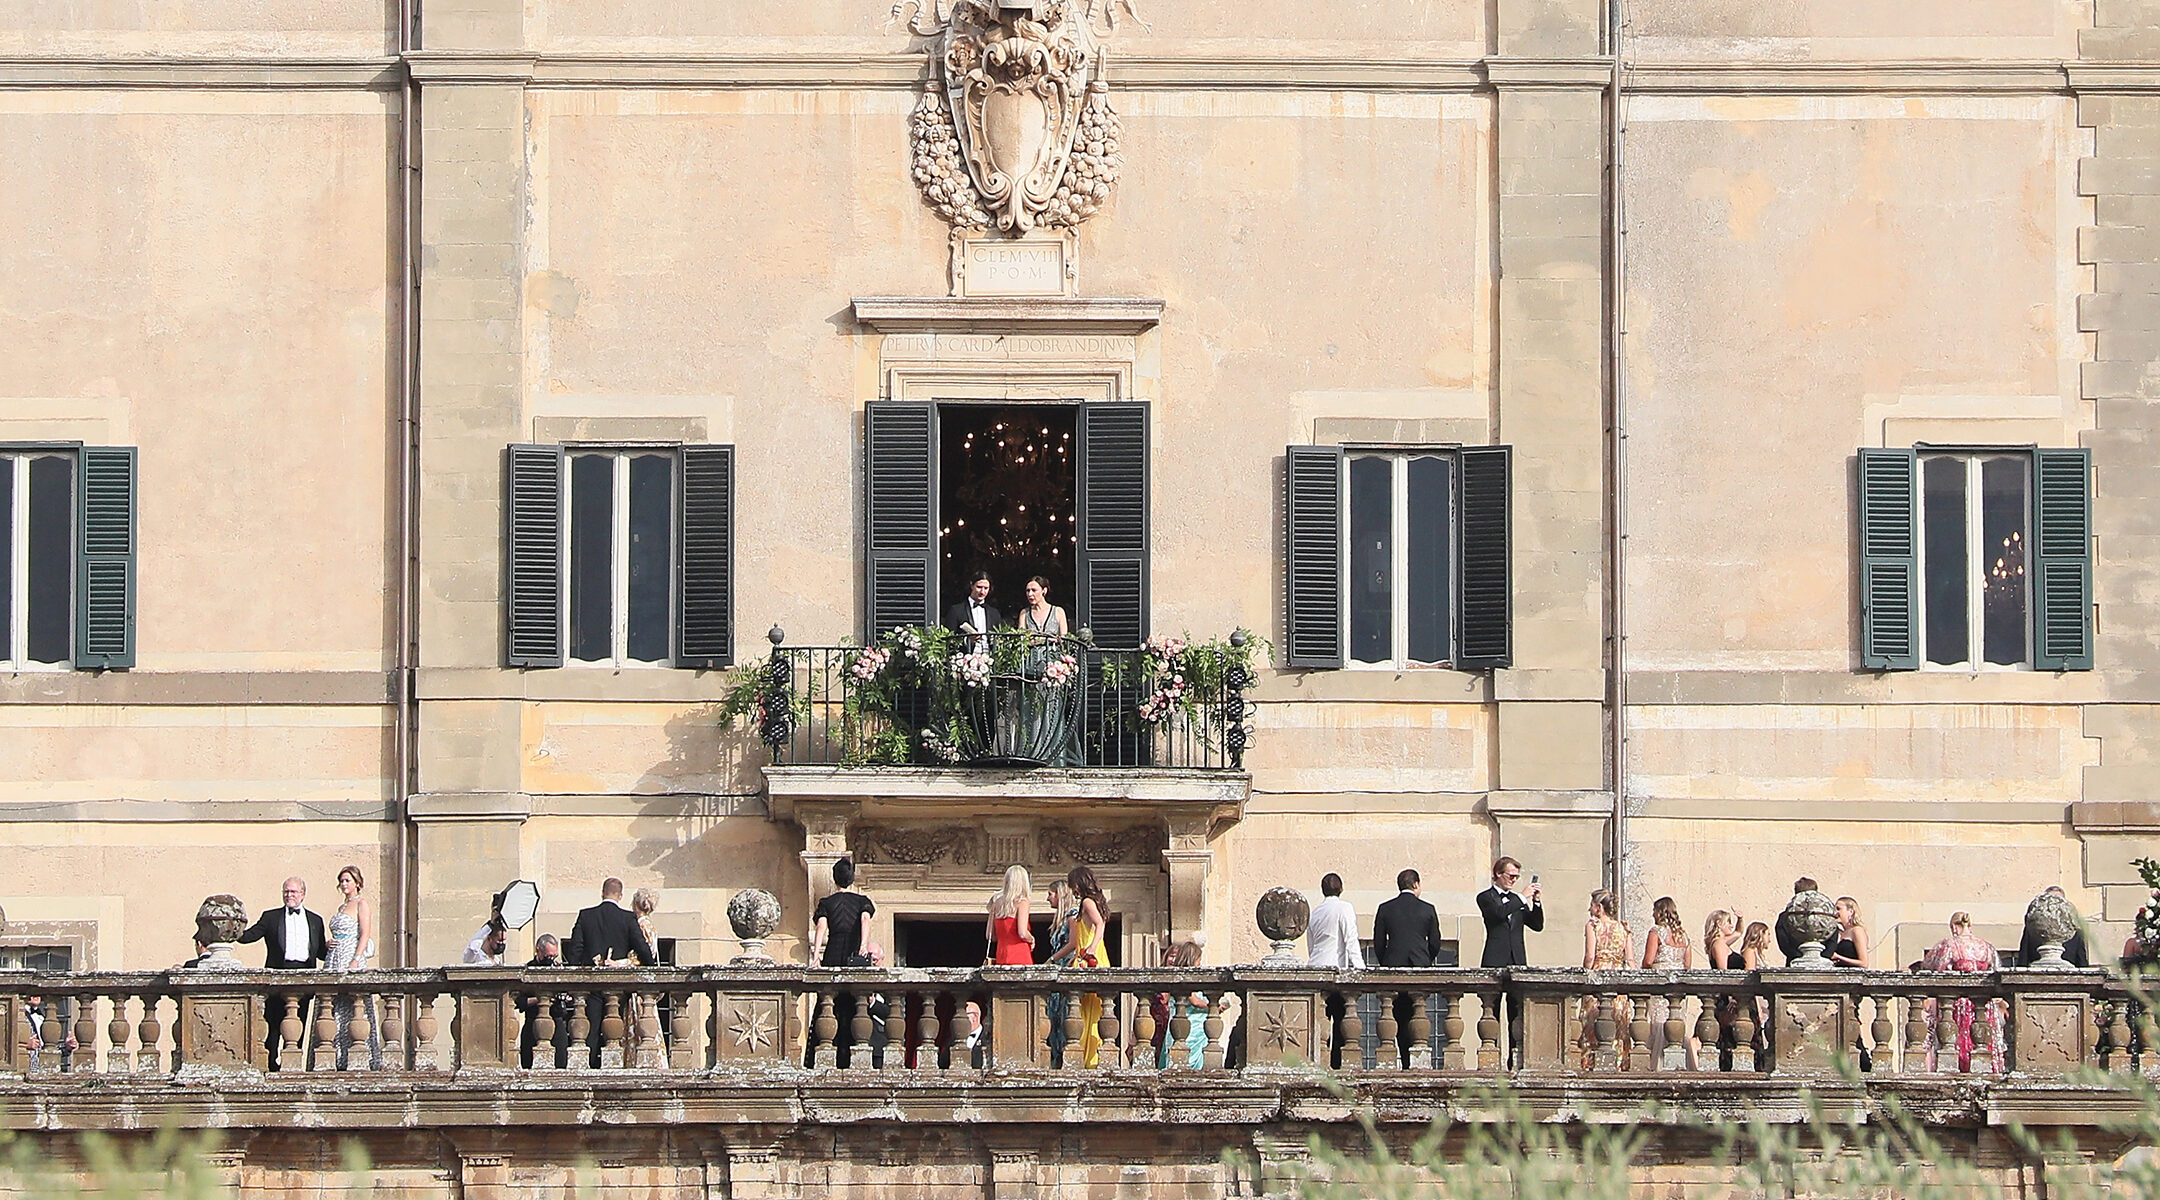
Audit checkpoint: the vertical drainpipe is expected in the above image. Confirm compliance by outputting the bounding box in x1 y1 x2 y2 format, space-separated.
394 0 421 967
1605 0 1631 911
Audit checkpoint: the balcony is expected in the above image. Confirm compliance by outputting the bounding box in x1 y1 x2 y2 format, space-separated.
1 965 2146 1193
743 629 1257 772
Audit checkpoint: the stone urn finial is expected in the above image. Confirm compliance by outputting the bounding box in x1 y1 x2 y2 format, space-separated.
727 888 783 966
1255 886 1311 967
1778 890 1840 968
2023 891 2082 970
190 895 248 971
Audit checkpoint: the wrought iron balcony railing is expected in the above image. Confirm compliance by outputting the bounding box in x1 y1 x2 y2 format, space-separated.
746 628 1257 770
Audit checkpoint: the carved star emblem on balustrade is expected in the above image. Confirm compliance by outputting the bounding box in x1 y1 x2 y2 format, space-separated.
1258 1008 1304 1055
729 1008 778 1052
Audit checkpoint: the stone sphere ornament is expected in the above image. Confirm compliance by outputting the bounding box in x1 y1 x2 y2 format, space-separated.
1778 890 1841 968
1255 886 1311 967
190 894 249 970
727 888 783 966
2023 891 2082 970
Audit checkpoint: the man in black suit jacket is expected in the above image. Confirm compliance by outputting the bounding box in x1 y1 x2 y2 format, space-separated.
1372 868 1443 1066
567 877 656 1067
1775 876 1819 964
942 571 1005 641
1476 857 1543 968
1476 857 1543 1066
567 877 656 967
235 876 329 1070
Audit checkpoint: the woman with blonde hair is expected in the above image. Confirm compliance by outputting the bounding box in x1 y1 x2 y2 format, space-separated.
985 865 1036 965
327 864 380 1070
1578 889 1630 1069
1921 911 2002 1072
1704 909 1742 1068
1829 897 1870 968
1641 896 1695 1069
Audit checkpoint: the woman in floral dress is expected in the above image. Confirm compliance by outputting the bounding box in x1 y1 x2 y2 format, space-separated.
1921 912 2002 1073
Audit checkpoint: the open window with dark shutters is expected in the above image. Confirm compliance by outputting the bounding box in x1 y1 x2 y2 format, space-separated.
502 443 736 670
1282 443 1511 671
1857 445 2090 672
0 443 135 672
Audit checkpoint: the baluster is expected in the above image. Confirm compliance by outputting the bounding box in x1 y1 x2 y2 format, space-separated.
944 992 969 1071
668 992 696 1072
311 992 338 1071
1062 990 1085 1072
380 993 406 1071
1337 992 1363 1071
1627 992 1652 1075
91 995 120 1074
911 991 941 1071
1867 996 1891 1075
600 993 627 1069
417 991 445 1071
1661 989 1688 1072
1904 994 1931 1075
279 995 305 1070
1937 993 1961 1073
1971 998 1996 1075
525 993 555 1071
634 990 664 1070
1376 995 1400 1069
850 992 878 1071
1095 992 1118 1071
1476 990 1503 1074
1441 991 1467 1071
137 993 165 1075
1166 995 1192 1071
349 993 375 1071
1201 993 1226 1071
1694 990 1721 1073
1406 992 1433 1070
1591 993 1619 1073
2137 1004 2159 1076
1131 991 1157 1071
811 991 837 1070
1732 994 1758 1074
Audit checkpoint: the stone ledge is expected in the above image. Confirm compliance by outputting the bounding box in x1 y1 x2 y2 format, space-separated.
852 298 1164 336
764 766 1249 823
407 791 533 822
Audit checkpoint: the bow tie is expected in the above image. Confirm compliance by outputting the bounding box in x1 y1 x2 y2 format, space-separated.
287 907 301 915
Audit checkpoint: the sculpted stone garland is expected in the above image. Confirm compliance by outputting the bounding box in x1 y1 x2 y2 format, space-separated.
895 0 1139 233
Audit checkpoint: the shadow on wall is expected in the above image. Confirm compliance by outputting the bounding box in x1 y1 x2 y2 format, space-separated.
622 704 788 899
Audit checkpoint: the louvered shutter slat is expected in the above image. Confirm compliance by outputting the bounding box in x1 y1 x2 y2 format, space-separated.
864 402 937 638
2032 447 2093 671
74 446 135 669
1079 402 1149 648
1283 445 1344 669
677 444 735 670
1455 445 1512 671
1857 448 1919 671
505 444 565 668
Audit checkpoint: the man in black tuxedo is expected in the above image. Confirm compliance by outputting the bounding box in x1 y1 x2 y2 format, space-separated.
942 571 1004 643
1476 857 1543 1066
1372 868 1443 1065
567 877 656 1066
1774 876 1818 964
2017 886 2090 967
235 876 329 1070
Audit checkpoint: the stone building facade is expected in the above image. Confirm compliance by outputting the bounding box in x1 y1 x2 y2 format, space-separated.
1 0 2154 979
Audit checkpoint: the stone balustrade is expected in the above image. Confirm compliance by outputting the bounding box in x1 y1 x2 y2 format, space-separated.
0 964 2149 1083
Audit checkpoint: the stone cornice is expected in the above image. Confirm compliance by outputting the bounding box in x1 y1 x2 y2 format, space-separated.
2067 63 2160 92
852 297 1164 335
0 57 402 89
1627 59 2072 95
764 764 1247 824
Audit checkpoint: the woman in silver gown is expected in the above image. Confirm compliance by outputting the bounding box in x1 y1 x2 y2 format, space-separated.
328 864 382 1070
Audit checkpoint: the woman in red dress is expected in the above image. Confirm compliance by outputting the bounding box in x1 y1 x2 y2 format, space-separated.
985 865 1037 965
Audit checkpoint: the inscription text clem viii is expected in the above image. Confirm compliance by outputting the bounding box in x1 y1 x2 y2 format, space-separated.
893 0 1141 233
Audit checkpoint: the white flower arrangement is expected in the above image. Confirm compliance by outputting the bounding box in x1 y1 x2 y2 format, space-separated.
950 650 993 688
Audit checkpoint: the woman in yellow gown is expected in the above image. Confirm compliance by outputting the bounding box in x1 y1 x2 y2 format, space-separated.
1067 866 1109 1068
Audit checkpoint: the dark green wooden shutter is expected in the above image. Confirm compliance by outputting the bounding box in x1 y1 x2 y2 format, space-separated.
1283 445 1344 669
1858 448 1919 671
504 444 565 668
864 401 937 639
1455 445 1512 671
1078 402 1149 648
74 446 135 670
2032 447 2093 671
677 444 735 670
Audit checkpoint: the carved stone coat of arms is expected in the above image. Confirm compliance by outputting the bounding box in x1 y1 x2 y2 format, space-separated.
895 0 1138 233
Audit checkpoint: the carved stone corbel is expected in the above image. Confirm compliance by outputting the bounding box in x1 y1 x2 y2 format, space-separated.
1160 810 1217 944
796 801 860 908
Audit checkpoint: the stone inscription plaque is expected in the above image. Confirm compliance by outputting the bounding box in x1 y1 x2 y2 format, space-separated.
957 234 1073 297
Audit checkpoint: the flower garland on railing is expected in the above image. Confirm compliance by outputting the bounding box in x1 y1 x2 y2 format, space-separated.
721 625 1269 766
2131 856 2160 967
